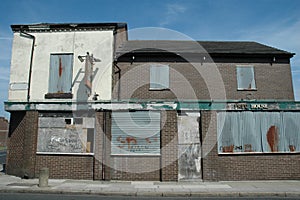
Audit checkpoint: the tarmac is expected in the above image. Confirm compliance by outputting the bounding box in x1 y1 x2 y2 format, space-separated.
1 172 300 197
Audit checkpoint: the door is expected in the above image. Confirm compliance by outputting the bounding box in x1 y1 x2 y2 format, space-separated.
177 111 202 180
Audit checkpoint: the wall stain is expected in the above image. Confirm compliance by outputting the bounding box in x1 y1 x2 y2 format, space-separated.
58 57 63 77
267 125 279 152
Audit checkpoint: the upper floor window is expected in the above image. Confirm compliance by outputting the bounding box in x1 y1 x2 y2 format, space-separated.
45 54 73 99
150 64 169 90
236 66 256 90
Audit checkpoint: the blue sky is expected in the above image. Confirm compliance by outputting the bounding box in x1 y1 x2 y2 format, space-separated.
0 0 300 119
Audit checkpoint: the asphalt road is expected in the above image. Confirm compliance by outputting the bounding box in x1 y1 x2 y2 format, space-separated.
0 193 299 200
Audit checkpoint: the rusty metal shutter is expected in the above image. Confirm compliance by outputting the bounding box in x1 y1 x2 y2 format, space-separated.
49 54 73 93
111 111 161 155
217 112 300 154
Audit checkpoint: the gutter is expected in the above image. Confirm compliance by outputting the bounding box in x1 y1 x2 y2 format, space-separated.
20 29 35 102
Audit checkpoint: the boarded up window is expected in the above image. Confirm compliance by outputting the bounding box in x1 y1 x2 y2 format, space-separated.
48 54 73 93
217 112 300 154
150 64 169 90
111 111 160 155
236 66 256 90
37 115 95 154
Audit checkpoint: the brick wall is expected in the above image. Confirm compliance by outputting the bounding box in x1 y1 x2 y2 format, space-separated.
201 110 300 181
161 110 178 181
110 156 160 181
0 117 8 147
94 111 112 180
6 111 38 178
35 155 93 179
6 112 26 177
113 62 294 100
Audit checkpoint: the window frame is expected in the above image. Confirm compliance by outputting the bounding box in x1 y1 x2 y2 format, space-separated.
236 65 257 91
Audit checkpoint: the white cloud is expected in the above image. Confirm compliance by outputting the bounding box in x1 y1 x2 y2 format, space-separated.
159 3 187 26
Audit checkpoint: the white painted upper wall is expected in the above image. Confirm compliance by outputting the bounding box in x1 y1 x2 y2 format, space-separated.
9 30 114 101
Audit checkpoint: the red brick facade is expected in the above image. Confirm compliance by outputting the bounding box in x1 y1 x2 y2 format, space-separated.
112 62 294 101
6 107 300 181
35 155 94 179
6 110 180 181
6 111 38 178
0 117 8 147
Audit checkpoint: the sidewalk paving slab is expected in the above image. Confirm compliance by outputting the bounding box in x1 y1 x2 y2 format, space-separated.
1 174 300 197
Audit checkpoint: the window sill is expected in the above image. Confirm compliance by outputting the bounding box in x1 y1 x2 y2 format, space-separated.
36 152 94 156
149 88 170 91
45 93 73 99
237 89 257 91
218 151 300 155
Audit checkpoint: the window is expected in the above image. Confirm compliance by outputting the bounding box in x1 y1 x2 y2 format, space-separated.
111 111 161 155
236 66 256 90
46 54 73 98
217 112 300 154
150 64 169 90
37 115 95 154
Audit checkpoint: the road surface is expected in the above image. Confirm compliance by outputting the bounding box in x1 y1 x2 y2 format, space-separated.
0 193 299 200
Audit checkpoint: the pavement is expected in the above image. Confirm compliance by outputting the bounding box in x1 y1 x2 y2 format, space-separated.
0 172 300 197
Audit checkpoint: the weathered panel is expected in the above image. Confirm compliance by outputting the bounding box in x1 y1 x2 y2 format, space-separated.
39 117 70 128
37 128 85 153
178 144 201 180
48 54 73 93
9 82 28 90
282 112 300 152
111 111 160 155
150 64 169 89
37 116 95 154
217 112 300 153
177 112 201 180
236 66 256 90
178 112 200 144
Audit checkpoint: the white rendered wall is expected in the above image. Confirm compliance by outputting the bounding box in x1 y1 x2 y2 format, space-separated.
8 30 114 101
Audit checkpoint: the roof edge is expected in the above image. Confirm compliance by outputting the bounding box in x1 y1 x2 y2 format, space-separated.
11 22 127 32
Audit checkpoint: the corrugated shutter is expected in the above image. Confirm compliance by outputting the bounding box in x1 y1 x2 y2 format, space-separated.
49 54 73 93
111 111 161 155
150 65 169 89
217 112 300 153
236 66 256 90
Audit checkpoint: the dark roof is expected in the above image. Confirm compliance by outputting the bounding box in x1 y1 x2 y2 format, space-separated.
116 40 294 57
11 22 127 32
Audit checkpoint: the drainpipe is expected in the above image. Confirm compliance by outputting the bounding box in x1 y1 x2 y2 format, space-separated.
113 62 121 101
20 29 35 102
102 111 106 180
